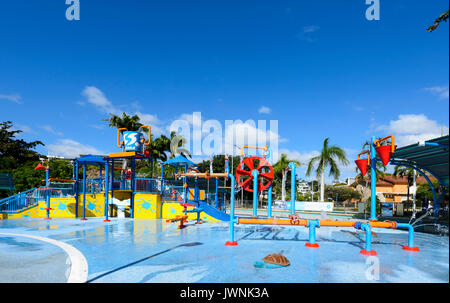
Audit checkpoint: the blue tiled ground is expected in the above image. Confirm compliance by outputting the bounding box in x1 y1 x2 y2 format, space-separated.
0 217 448 283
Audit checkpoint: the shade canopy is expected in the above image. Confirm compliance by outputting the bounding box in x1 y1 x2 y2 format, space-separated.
391 135 449 187
75 155 107 166
162 155 198 168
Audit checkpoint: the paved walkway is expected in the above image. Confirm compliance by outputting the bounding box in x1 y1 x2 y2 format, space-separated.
0 217 448 283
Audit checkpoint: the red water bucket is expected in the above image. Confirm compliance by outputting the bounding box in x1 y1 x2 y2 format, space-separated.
375 145 393 166
34 163 46 170
355 159 369 176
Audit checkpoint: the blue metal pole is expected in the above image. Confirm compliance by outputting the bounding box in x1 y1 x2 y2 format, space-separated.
215 178 219 208
184 164 187 203
110 160 114 217
396 223 419 251
75 161 79 218
370 136 377 220
252 170 259 217
289 162 296 215
360 223 376 255
130 157 135 218
82 164 87 220
225 173 237 245
104 160 110 222
306 219 320 247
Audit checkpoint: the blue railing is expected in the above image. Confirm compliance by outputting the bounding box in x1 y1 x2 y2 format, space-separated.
0 188 39 213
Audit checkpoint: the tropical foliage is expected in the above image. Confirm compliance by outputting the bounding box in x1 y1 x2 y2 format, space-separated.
306 138 349 201
103 112 143 131
272 154 301 201
325 185 362 202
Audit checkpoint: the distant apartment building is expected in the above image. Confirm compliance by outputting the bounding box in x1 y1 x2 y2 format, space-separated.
297 181 311 194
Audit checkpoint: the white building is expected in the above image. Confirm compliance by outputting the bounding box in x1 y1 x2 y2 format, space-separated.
297 181 311 194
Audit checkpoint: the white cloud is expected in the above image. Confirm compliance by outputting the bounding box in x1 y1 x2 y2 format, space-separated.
40 125 63 136
0 93 22 104
12 123 35 134
376 114 449 146
81 86 119 114
424 86 449 100
47 139 105 158
303 25 320 33
80 86 164 135
296 25 320 43
258 106 272 114
278 149 320 164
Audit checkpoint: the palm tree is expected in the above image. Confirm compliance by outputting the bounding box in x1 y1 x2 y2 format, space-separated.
103 112 143 131
306 138 349 201
273 154 302 202
393 165 416 217
354 161 387 202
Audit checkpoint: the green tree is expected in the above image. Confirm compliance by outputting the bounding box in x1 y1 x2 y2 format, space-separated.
427 10 449 32
393 165 415 206
306 138 349 201
0 121 43 171
325 185 362 202
103 112 143 131
272 154 301 202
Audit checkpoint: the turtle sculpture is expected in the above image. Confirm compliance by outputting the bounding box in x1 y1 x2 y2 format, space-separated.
254 253 290 269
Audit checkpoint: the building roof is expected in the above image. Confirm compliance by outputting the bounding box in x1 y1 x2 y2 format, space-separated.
391 135 449 187
76 155 107 166
162 155 198 168
351 175 436 187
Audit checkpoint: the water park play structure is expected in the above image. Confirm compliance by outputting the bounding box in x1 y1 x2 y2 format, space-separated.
1 127 448 257
0 124 231 223
224 135 449 256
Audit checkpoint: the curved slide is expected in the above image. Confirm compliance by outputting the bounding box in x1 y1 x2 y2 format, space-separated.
199 202 230 221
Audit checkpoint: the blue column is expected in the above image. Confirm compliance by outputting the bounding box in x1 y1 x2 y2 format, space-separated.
75 162 79 217
161 164 164 197
130 157 136 218
215 178 219 208
252 170 259 217
183 164 187 203
104 160 110 221
110 160 114 217
370 136 377 220
226 173 237 245
82 164 86 220
45 167 49 187
289 162 297 214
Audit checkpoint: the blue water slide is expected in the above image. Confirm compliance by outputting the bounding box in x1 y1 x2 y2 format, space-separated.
199 201 230 221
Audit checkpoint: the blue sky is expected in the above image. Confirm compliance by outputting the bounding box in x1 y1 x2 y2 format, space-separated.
1 0 449 182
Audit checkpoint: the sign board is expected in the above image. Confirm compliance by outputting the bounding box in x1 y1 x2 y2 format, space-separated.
285 201 334 212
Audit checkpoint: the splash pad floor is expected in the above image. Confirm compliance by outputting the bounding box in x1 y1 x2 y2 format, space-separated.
0 217 448 283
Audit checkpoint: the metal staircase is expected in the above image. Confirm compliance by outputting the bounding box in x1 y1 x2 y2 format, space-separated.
0 188 38 213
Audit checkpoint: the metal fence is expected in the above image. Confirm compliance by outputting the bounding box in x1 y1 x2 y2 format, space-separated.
0 188 39 213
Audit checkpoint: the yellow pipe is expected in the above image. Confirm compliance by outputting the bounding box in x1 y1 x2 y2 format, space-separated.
240 145 267 157
140 125 152 146
176 172 229 179
117 128 127 148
